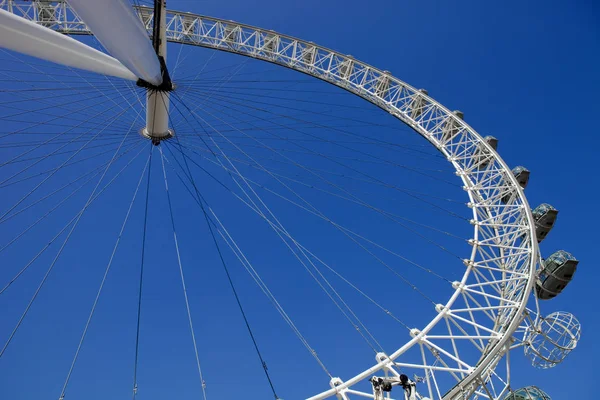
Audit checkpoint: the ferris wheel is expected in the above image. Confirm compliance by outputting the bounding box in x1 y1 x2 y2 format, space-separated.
0 1 582 399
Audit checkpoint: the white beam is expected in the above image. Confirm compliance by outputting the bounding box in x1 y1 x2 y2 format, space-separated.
66 0 162 86
0 8 136 81
144 0 171 139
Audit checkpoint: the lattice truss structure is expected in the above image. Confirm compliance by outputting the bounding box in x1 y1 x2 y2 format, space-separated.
0 1 544 399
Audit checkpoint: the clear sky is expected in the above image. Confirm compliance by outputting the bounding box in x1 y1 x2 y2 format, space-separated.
0 0 598 399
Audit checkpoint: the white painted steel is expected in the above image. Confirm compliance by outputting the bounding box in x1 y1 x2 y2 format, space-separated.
65 0 162 86
0 8 136 81
0 2 544 399
143 0 171 139
523 311 580 369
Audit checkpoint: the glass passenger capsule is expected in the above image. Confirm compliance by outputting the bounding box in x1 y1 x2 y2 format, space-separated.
504 386 551 400
536 250 579 300
531 203 558 243
474 135 498 169
501 166 530 203
512 165 530 188
409 89 428 118
441 110 463 142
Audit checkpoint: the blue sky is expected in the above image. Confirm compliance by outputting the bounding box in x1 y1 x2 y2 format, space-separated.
0 0 598 399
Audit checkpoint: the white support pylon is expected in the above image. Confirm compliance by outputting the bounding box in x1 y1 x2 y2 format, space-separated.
0 8 137 81
143 0 172 141
66 0 163 86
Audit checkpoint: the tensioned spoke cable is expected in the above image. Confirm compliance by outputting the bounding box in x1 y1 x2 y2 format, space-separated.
0 144 144 297
0 73 134 83
176 77 318 84
0 131 130 136
0 135 134 150
0 76 131 118
0 89 118 107
0 161 105 227
170 86 446 173
0 102 136 172
165 100 385 355
131 146 153 400
163 100 347 369
179 83 380 111
172 60 248 126
0 117 143 135
173 87 442 160
178 140 465 251
159 146 332 379
174 123 436 148
186 138 464 259
165 140 385 353
175 89 455 185
0 140 139 190
163 139 280 398
177 79 367 94
0 121 135 357
170 38 190 81
177 130 446 176
169 138 443 307
178 139 465 219
166 145 412 332
0 94 127 163
0 142 144 260
209 208 334 379
175 55 269 82
0 87 129 132
173 84 442 158
170 96 453 307
169 91 460 205
58 149 151 400
1 164 107 256
170 92 466 225
166 77 435 140
178 136 452 189
59 56 145 126
0 86 134 93
173 141 446 196
0 50 133 102
0 78 139 142
174 86 465 298
157 147 208 400
0 129 133 187
0 107 134 223
0 92 143 205
0 137 137 174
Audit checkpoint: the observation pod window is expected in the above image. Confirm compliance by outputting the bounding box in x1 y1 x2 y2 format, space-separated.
502 165 530 203
546 250 576 265
36 1 58 28
441 110 464 142
504 386 551 400
262 32 278 54
484 135 498 150
532 203 557 220
180 15 198 37
409 89 429 118
512 165 530 188
532 203 558 243
337 55 354 80
474 135 498 169
536 250 579 299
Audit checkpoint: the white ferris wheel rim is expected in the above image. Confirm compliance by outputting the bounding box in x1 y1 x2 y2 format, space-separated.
0 2 540 399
